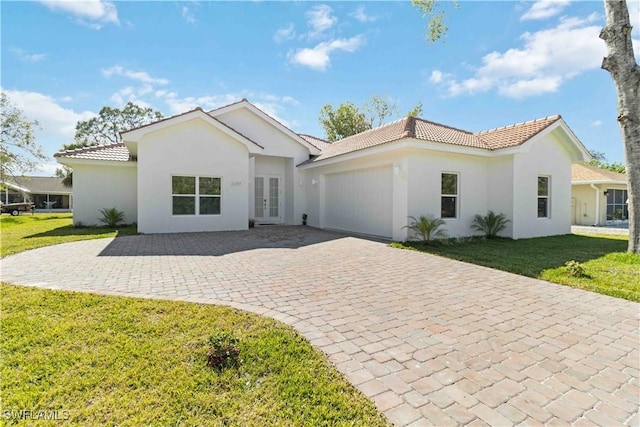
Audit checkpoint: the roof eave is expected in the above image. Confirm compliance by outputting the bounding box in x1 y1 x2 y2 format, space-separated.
55 157 137 168
122 109 264 155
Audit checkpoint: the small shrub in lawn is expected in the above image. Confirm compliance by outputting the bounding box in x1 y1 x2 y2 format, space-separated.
99 207 125 228
207 332 240 370
565 260 587 278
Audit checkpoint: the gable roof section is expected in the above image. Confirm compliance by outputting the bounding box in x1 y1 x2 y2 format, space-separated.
2 176 72 194
298 134 332 150
55 142 132 162
305 115 564 163
121 107 263 155
209 99 321 155
476 115 562 149
572 163 627 184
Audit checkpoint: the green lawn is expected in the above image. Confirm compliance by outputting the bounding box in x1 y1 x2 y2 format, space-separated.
0 213 137 257
1 284 389 426
391 234 639 302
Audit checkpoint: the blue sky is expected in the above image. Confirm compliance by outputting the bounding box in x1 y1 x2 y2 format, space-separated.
2 0 639 176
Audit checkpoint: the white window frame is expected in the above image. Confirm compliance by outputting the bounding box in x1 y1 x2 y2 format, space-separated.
171 175 222 216
537 175 550 219
441 172 459 219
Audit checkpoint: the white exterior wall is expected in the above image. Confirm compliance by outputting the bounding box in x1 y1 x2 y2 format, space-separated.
216 108 310 225
301 150 408 240
407 150 490 238
70 163 137 226
511 131 573 239
487 155 515 238
136 119 249 233
571 183 627 225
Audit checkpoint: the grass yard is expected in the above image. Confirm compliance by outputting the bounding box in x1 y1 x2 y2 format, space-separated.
391 234 639 302
1 284 390 426
0 213 137 257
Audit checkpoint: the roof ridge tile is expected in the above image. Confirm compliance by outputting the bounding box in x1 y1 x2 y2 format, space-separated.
476 114 561 135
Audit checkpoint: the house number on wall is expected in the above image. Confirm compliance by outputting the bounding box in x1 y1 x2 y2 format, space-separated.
231 181 242 187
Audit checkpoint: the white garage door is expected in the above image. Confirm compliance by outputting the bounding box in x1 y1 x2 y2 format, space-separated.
324 166 393 238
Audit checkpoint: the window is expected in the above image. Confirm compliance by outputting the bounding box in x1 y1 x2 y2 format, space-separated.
441 173 458 219
537 176 550 218
606 189 628 220
172 176 221 215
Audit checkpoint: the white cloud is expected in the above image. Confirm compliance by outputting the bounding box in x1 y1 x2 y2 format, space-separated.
39 0 119 29
430 13 607 99
521 0 570 21
181 6 196 24
274 23 295 43
11 48 48 62
590 120 602 127
1 88 95 159
498 76 562 98
288 36 365 71
162 91 298 127
306 4 337 38
101 65 169 86
351 6 377 23
429 70 445 84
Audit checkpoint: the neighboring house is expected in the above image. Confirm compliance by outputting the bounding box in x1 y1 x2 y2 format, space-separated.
571 163 628 226
1 176 72 211
55 99 590 240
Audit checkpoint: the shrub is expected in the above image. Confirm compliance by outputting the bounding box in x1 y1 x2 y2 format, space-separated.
403 215 448 245
565 260 587 278
206 332 240 370
471 211 510 239
99 207 125 228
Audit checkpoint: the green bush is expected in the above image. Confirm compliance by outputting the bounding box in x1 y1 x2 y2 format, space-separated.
471 211 510 239
403 214 448 245
99 207 125 228
207 332 240 370
564 260 587 278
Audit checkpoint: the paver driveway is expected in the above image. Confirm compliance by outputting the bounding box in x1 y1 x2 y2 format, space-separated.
2 227 638 426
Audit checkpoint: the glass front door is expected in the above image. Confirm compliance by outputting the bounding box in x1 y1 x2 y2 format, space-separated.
254 175 281 223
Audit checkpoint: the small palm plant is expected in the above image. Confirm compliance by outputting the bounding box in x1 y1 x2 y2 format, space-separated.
403 214 448 245
471 211 509 239
99 207 125 228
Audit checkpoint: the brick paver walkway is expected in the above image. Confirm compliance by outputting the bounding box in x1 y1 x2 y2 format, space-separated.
2 227 638 426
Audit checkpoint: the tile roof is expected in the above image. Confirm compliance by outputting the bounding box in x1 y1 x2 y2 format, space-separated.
306 115 562 163
572 163 627 183
476 115 562 149
298 134 333 150
54 142 133 162
2 176 71 193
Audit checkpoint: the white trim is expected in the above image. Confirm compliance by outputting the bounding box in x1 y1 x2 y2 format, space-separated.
441 171 460 219
171 175 222 216
538 175 551 219
122 109 264 156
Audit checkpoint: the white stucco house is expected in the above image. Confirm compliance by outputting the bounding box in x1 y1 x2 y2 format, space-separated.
571 163 628 226
55 99 590 240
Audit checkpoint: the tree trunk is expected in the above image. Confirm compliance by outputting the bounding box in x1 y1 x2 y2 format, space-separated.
600 0 640 253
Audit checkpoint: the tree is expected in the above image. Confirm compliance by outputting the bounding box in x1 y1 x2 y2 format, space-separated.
319 102 370 142
55 166 73 188
0 92 46 181
64 102 163 149
319 95 403 141
407 102 423 118
412 0 639 253
600 0 639 253
362 95 398 128
588 150 626 173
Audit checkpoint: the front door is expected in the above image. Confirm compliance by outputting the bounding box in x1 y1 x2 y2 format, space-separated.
254 175 282 223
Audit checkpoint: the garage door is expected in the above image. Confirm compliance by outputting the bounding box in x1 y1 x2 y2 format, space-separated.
324 166 393 238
